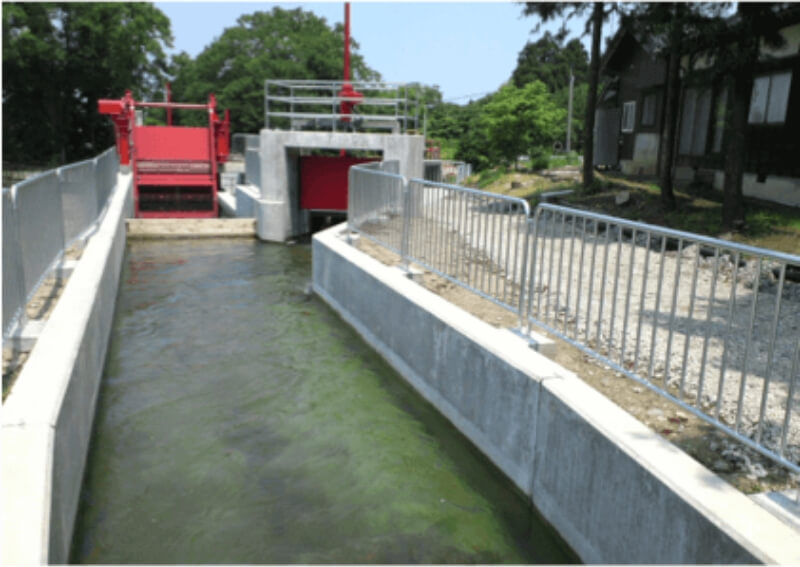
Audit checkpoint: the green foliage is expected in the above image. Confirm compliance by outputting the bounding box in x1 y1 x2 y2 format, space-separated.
2 2 173 164
528 148 550 170
475 166 509 189
511 32 589 92
428 102 471 141
453 98 495 172
481 81 565 168
170 7 379 134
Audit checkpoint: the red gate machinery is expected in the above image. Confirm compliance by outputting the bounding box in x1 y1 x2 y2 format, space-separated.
98 90 230 218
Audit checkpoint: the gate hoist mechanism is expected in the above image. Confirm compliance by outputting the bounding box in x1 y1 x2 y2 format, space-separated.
98 90 231 218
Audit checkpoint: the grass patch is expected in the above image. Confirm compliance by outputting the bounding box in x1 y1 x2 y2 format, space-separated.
547 152 581 169
472 166 509 189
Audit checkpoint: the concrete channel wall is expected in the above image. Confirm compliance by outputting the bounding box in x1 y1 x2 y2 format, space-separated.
312 224 800 565
1 173 133 564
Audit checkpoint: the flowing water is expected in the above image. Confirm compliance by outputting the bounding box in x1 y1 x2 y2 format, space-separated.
70 238 574 564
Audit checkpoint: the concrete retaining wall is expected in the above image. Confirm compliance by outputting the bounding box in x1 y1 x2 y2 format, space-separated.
2 173 133 564
312 224 800 565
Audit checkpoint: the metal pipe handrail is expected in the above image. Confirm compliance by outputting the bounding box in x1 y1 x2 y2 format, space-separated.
267 95 407 106
268 111 415 122
538 202 800 265
266 79 408 88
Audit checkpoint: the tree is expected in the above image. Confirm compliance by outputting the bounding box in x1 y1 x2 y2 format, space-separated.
453 97 495 172
169 7 379 134
709 4 790 229
522 2 610 190
511 31 589 93
482 82 565 169
620 3 726 211
2 2 173 164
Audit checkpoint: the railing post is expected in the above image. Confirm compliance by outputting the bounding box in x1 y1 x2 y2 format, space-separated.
525 211 540 337
517 214 532 331
401 177 411 272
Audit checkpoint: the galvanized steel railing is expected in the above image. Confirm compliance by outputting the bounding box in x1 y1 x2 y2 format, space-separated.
404 178 530 315
2 147 119 340
525 204 800 477
347 164 800 479
349 163 530 316
423 160 472 184
266 79 420 133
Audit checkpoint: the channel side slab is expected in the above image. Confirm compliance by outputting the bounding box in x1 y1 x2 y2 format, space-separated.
313 225 569 497
311 223 800 565
2 173 133 565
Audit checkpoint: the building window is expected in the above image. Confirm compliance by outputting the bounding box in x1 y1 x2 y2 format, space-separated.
712 87 728 153
679 88 712 156
641 93 657 126
621 101 636 133
748 71 792 124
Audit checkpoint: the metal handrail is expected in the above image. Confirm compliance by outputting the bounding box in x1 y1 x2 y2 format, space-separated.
265 79 421 133
3 147 119 340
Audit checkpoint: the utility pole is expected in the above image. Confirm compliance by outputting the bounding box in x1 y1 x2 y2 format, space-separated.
566 68 574 153
423 105 428 145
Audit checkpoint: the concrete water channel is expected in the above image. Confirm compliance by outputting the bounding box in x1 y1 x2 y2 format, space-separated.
69 238 574 563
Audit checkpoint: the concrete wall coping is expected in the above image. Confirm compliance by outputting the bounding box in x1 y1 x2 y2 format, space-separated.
542 376 800 564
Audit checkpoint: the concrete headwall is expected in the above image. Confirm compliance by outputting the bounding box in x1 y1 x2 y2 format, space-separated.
256 130 424 242
312 224 800 565
1 173 133 564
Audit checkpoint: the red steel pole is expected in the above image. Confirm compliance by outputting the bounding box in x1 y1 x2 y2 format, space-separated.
343 2 351 83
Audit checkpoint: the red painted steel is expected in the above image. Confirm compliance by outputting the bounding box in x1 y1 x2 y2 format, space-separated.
338 2 362 122
166 82 173 126
134 127 211 161
300 155 374 211
98 90 230 218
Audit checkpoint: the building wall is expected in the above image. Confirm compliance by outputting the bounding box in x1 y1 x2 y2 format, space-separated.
615 42 666 163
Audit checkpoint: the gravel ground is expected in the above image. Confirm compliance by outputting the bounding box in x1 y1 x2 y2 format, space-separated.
352 188 800 483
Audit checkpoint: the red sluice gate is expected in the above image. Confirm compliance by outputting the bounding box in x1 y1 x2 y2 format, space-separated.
299 155 374 212
98 90 230 218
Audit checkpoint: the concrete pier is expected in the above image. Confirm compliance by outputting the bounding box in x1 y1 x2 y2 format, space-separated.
237 129 423 242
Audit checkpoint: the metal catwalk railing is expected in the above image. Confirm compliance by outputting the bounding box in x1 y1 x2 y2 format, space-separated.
265 79 420 133
2 147 119 340
347 164 800 481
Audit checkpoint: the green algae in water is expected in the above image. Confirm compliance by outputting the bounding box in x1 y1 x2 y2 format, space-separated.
70 239 575 564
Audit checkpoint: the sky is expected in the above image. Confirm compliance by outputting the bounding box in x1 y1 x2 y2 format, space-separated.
155 1 620 104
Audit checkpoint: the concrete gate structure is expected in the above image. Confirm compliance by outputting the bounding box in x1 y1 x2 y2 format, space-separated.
243 129 423 242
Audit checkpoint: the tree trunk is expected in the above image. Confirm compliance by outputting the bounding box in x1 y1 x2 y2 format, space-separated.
722 68 749 230
658 17 681 211
722 19 758 231
582 2 603 190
